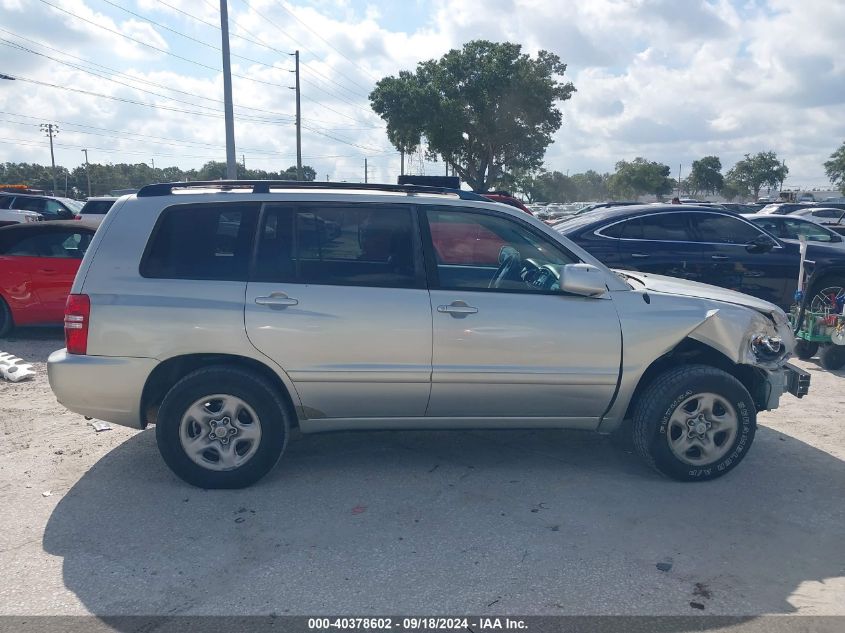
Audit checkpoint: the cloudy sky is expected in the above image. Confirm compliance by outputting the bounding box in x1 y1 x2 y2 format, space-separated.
0 0 843 189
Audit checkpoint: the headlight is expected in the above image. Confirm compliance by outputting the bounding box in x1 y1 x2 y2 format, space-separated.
750 333 784 358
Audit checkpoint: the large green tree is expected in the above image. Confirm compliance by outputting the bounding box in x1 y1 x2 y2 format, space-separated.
687 156 723 196
570 170 609 200
607 158 673 200
726 151 788 200
824 141 845 195
369 40 576 191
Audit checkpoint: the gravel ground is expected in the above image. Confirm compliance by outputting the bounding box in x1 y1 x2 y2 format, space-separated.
0 328 843 618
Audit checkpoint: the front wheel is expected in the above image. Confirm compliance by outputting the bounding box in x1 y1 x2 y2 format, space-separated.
632 365 756 481
156 366 290 488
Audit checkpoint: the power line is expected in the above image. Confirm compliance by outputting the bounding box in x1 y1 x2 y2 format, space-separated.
0 29 291 120
234 0 373 100
37 0 293 90
271 0 379 82
99 0 293 71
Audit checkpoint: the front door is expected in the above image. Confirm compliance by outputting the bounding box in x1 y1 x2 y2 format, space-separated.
421 206 622 424
689 212 795 308
245 203 433 420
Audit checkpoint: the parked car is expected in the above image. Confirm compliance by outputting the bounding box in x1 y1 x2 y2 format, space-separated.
789 207 845 229
481 191 533 215
721 203 762 215
0 221 96 336
76 196 118 226
555 204 845 311
0 192 82 220
747 214 844 245
759 202 845 215
46 181 808 488
0 206 42 227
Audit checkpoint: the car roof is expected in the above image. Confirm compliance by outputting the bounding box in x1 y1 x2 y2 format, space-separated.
0 220 95 234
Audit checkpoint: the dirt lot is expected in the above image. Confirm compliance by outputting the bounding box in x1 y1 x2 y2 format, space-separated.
0 328 843 617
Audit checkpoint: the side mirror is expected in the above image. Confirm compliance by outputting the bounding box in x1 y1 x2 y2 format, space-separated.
746 235 776 254
559 263 607 297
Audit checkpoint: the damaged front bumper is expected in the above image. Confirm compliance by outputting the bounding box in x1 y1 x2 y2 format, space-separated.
764 362 811 410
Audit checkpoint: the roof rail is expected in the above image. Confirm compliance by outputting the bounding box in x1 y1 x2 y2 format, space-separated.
136 180 490 202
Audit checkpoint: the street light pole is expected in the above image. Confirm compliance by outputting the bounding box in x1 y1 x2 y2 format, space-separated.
219 0 237 179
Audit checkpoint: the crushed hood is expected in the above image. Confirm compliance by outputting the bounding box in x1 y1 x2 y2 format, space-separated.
615 270 784 317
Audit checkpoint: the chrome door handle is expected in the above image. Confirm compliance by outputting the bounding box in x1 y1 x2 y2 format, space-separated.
437 301 478 318
711 254 729 260
630 252 650 259
255 293 299 309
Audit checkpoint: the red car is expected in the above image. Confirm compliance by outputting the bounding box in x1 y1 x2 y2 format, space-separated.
0 221 95 336
481 191 534 215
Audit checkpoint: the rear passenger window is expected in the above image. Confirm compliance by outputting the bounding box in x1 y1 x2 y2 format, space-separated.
622 214 692 241
692 214 765 244
141 203 259 280
254 205 420 288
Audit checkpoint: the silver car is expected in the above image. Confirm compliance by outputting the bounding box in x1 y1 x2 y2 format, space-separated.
47 181 809 488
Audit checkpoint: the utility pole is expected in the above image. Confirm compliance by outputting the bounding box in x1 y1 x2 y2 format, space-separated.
151 157 155 170
291 50 302 180
40 123 58 194
364 157 368 184
678 163 682 196
219 0 237 179
242 154 246 172
81 149 91 197
400 149 404 176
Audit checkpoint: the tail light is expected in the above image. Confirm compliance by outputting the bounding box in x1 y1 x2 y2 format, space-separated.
64 294 90 355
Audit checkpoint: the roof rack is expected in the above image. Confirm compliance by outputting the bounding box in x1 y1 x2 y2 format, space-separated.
136 180 490 202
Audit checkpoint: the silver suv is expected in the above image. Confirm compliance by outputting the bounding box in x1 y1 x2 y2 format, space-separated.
48 181 809 488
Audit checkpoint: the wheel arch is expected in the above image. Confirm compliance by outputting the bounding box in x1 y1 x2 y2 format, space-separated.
141 353 300 428
622 338 770 422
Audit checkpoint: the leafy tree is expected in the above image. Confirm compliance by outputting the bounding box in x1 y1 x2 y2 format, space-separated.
370 40 576 191
1 161 315 197
570 170 609 200
607 158 673 200
725 151 788 200
824 141 845 195
522 170 576 202
687 156 723 196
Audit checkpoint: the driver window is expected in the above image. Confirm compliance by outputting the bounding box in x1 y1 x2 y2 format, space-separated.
424 208 575 292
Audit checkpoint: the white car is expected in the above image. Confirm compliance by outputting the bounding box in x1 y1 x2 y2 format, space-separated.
0 207 41 226
790 207 845 227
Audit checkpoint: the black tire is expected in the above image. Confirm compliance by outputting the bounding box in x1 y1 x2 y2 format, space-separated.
632 365 756 481
818 345 845 370
0 297 14 338
156 365 291 489
794 340 819 360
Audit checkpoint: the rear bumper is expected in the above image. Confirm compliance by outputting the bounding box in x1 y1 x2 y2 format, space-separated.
47 349 157 429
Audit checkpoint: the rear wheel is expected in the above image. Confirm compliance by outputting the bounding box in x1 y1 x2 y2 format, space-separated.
632 365 756 481
818 345 845 370
794 340 819 360
0 298 13 338
156 366 290 488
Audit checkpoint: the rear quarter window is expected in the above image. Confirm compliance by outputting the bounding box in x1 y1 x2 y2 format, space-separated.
140 203 259 280
80 200 115 215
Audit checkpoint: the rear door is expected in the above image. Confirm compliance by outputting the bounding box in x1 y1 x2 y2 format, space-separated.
609 212 706 281
690 212 795 307
245 203 433 421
